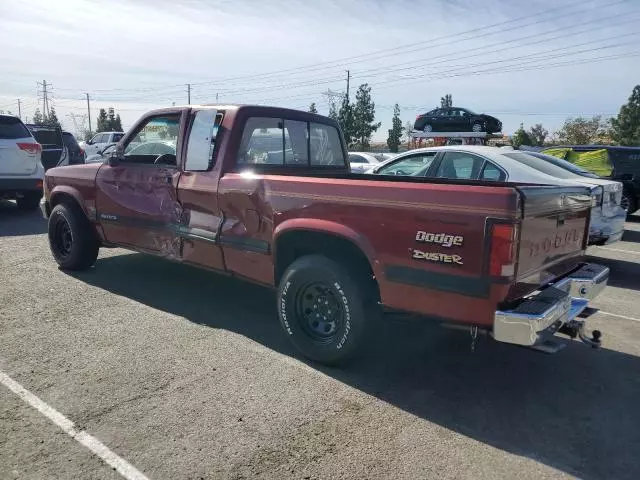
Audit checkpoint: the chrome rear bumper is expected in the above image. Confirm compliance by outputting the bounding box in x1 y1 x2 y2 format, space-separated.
493 263 609 347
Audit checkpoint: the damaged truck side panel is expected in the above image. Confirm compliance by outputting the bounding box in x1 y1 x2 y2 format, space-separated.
43 105 609 365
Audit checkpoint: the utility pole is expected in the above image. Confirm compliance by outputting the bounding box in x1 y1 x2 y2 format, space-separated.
86 93 92 133
216 93 219 103
42 80 49 117
345 70 350 101
187 84 191 104
17 99 21 119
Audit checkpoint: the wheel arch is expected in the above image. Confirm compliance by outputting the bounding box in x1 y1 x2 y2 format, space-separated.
273 219 380 301
49 186 88 216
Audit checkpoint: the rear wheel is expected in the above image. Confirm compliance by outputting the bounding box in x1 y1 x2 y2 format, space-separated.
277 255 369 365
16 192 42 211
48 203 99 270
472 122 484 133
423 124 433 133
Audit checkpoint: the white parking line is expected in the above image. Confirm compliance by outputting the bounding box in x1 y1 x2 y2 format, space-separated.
0 370 149 480
598 311 640 324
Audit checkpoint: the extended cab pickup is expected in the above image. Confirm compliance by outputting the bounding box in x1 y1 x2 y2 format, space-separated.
42 105 609 364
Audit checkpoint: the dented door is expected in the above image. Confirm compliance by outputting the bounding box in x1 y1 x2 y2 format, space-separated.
95 163 182 256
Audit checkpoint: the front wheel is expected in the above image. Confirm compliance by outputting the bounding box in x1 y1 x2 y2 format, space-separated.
277 255 369 365
48 203 99 270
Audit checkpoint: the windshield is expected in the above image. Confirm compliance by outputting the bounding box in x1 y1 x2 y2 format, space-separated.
526 151 599 178
502 152 585 180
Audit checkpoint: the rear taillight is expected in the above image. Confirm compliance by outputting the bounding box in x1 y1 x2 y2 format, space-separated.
489 223 517 277
17 142 42 155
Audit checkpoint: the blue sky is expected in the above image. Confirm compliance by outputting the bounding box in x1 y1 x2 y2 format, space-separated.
1 0 639 140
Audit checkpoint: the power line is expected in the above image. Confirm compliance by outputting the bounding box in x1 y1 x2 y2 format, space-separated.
185 0 604 88
187 8 638 100
49 0 624 97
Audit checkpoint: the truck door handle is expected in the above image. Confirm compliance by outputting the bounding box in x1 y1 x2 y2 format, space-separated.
166 176 173 184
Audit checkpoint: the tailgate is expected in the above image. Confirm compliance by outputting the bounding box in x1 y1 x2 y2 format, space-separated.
516 185 592 285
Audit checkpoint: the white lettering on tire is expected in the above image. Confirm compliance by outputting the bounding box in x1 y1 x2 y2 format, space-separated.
279 280 293 335
333 281 352 350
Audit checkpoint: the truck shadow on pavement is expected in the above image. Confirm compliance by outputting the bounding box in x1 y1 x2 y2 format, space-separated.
0 201 47 237
622 229 640 243
586 255 640 291
72 252 640 480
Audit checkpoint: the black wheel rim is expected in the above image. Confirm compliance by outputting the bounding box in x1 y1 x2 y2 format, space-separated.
295 281 343 344
52 216 73 259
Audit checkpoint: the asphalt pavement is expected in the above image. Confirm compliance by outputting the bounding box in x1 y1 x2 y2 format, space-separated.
1 200 639 480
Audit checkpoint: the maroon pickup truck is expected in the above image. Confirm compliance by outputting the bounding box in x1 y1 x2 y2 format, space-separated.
42 105 608 364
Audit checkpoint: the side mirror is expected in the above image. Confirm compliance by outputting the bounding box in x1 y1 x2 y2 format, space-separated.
107 151 120 167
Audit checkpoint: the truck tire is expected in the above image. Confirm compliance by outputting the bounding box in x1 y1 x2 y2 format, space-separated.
16 192 42 211
48 203 99 270
277 254 368 365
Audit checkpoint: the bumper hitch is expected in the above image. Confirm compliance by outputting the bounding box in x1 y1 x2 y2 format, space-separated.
559 321 602 349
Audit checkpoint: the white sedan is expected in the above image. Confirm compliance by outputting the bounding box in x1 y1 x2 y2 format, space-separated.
368 145 625 245
348 152 380 173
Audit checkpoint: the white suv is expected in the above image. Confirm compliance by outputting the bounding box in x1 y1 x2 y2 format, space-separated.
0 114 44 211
81 131 124 157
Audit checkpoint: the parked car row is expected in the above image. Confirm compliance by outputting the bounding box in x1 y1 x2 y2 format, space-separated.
363 145 625 246
0 112 122 210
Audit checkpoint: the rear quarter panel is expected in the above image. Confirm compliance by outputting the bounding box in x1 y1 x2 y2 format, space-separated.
218 173 520 326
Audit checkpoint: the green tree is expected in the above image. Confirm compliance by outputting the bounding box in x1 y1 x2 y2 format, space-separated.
32 109 44 125
512 123 532 148
611 85 640 146
44 107 61 128
386 104 403 153
83 129 94 142
328 102 338 121
308 102 318 114
557 115 608 145
337 96 355 147
96 108 108 132
440 94 453 108
107 107 117 130
113 114 123 131
528 123 548 146
352 83 381 149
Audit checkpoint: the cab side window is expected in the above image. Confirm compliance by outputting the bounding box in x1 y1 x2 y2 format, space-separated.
436 151 484 179
480 162 505 181
378 153 436 176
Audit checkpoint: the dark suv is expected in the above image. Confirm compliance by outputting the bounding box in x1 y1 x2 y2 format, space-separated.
414 107 502 134
62 131 85 165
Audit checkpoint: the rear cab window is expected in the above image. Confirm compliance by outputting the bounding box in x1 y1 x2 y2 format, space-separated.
237 116 345 169
0 116 32 140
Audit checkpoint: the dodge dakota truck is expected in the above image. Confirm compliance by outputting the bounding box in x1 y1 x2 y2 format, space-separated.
41 105 608 364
